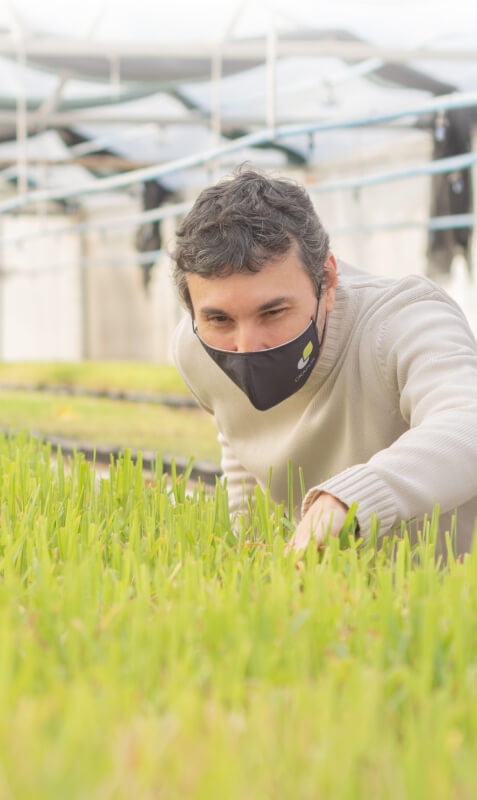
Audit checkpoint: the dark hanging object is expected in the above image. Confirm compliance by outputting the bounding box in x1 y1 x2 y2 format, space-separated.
135 181 170 290
427 107 473 278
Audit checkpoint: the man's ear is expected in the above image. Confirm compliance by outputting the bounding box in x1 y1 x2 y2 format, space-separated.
323 251 338 312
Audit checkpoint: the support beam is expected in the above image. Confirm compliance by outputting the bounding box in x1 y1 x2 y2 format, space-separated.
0 34 474 64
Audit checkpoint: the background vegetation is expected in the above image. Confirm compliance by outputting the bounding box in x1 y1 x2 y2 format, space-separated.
0 361 189 394
0 390 220 463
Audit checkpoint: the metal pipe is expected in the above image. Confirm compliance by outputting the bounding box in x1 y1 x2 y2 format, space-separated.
2 89 477 215
0 34 475 63
3 213 477 281
3 151 477 249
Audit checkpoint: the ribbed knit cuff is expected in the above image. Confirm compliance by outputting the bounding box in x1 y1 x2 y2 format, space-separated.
302 464 398 540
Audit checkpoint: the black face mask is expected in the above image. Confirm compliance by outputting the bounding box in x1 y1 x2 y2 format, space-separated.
193 298 326 412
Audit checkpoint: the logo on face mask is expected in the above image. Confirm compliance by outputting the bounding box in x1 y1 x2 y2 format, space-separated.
297 340 313 370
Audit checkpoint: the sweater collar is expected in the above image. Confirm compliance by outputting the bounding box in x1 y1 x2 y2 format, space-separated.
303 261 357 389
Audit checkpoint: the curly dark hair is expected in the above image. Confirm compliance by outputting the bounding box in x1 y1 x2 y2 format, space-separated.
172 168 330 313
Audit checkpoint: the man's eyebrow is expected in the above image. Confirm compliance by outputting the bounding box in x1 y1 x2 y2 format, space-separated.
257 296 291 312
199 306 229 316
199 297 291 316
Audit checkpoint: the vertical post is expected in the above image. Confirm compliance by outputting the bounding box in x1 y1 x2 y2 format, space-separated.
210 48 222 182
266 22 277 137
78 217 89 360
472 129 477 292
16 34 27 196
110 55 121 102
0 214 4 361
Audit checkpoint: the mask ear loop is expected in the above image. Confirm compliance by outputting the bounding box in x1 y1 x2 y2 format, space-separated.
313 284 321 324
314 282 328 346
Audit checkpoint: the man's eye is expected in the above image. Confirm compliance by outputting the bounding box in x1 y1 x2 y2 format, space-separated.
265 308 286 317
207 315 229 324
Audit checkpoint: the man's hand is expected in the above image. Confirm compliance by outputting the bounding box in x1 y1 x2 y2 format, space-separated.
284 492 349 555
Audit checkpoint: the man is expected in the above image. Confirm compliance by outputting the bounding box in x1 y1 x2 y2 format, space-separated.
172 169 477 555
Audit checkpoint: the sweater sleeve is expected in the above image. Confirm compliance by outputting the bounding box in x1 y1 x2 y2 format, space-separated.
303 288 477 539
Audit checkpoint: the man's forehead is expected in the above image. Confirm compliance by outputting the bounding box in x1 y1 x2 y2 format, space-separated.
186 252 313 309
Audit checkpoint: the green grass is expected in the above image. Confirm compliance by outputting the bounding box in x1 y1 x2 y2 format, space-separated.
0 390 220 463
0 431 477 798
0 361 189 394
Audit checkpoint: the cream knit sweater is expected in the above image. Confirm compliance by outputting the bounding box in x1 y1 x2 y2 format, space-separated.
173 261 477 553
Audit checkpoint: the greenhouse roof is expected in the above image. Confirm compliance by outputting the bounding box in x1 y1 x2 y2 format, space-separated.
0 0 475 202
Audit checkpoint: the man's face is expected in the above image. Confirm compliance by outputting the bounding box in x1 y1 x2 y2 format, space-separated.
187 248 337 353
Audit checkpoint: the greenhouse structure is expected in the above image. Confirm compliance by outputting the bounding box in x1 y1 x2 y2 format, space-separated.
0 5 476 361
